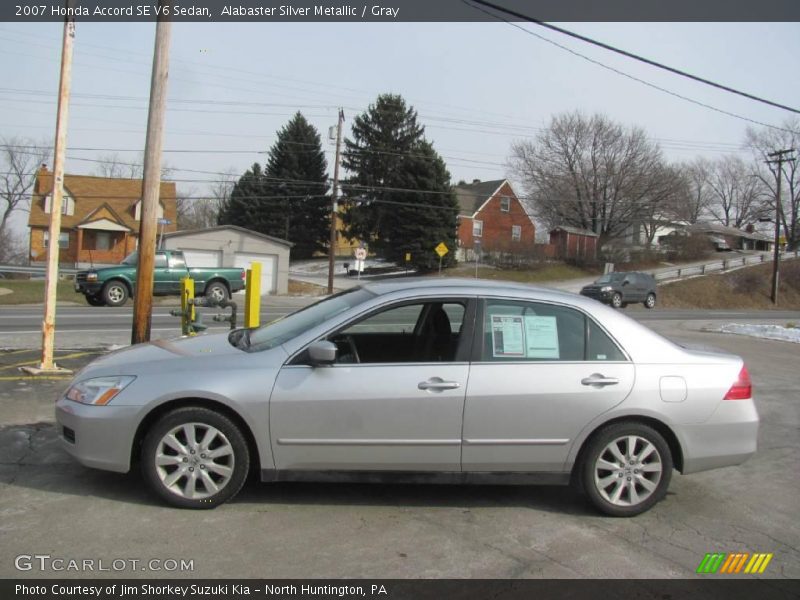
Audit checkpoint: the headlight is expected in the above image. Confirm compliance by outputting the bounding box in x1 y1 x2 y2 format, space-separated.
601 286 613 292
65 376 135 405
86 273 98 281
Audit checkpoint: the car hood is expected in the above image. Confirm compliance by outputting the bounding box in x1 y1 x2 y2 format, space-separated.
78 332 246 376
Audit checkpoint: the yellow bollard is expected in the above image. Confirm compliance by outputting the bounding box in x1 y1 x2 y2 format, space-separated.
180 276 195 336
244 262 261 328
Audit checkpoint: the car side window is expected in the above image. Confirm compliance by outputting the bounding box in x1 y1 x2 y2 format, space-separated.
481 300 625 362
154 255 168 269
330 301 467 364
169 254 186 269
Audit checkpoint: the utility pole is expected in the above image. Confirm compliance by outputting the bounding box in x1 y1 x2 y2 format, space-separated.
131 5 172 344
766 149 797 306
29 3 75 374
327 108 344 295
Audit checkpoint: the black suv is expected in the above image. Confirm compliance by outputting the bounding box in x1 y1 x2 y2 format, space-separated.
580 271 657 309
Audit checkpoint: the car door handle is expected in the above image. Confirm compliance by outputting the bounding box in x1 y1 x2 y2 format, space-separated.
418 378 461 392
581 374 620 387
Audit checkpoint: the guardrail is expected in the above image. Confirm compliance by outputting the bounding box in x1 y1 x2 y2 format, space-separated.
0 264 79 276
652 250 800 283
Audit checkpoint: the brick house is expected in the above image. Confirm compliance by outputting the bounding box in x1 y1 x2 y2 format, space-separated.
28 166 177 267
454 179 535 261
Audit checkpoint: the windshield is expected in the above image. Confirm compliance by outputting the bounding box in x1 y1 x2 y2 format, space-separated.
240 287 376 352
121 252 138 265
595 273 625 284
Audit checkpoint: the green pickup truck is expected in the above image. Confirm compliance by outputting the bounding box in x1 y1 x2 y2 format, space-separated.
74 250 246 307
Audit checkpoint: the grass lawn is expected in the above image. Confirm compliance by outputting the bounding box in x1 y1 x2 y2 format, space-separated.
444 263 597 284
0 279 78 305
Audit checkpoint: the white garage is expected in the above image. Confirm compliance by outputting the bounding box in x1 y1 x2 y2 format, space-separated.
182 249 222 268
234 252 277 294
162 225 292 295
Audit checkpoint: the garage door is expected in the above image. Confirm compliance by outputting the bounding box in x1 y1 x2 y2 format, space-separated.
181 249 222 268
234 252 277 294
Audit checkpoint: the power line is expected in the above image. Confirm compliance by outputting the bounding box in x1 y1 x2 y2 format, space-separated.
467 0 800 116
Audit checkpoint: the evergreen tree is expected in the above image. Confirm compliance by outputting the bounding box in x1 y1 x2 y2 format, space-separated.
218 113 329 258
342 94 458 270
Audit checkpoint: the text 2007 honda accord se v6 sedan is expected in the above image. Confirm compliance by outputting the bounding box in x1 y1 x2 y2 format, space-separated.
56 278 758 516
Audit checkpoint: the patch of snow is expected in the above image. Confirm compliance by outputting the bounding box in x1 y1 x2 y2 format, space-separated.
713 323 800 344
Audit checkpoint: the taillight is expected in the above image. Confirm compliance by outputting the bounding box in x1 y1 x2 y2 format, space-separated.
241 270 246 280
724 366 752 400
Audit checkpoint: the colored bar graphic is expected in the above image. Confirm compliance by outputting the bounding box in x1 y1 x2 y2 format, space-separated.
698 552 773 575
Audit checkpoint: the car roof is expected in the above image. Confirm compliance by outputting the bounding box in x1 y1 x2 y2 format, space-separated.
361 277 582 304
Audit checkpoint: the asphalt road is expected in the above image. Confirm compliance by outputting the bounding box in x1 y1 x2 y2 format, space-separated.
0 319 798 579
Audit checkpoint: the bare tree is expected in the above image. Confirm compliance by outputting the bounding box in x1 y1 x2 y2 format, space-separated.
745 118 800 250
638 163 687 247
706 155 767 228
0 137 51 263
176 168 237 230
674 158 713 224
508 112 667 245
92 152 174 180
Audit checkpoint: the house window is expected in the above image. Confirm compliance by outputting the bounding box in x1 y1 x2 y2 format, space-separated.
473 220 483 237
512 225 522 242
43 193 74 216
43 231 69 249
95 232 111 251
500 197 511 212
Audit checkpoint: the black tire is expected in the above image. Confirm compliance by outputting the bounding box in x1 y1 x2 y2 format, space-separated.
85 294 106 307
204 281 229 304
580 422 672 517
643 293 656 309
610 293 623 309
102 280 129 307
141 407 250 509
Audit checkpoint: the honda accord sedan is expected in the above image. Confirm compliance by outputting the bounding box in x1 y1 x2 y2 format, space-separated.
55 278 758 516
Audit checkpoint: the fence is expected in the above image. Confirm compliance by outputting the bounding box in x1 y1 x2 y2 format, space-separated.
651 250 800 283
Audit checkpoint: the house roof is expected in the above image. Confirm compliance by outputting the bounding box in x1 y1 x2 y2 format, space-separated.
688 222 772 242
550 226 600 238
453 179 507 217
28 166 177 232
162 224 294 248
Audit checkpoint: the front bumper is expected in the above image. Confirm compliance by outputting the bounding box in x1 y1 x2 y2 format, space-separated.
75 281 102 296
679 398 759 474
55 396 142 473
580 290 613 303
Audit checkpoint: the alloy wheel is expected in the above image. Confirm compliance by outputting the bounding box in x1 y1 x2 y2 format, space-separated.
593 435 663 507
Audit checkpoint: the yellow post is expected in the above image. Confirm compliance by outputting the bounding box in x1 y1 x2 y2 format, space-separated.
244 262 261 328
180 276 195 336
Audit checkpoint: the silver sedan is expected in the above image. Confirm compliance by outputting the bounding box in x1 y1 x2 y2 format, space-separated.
55 278 758 516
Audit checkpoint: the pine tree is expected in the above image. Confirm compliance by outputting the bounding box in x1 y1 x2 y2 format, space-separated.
218 113 329 258
342 94 458 270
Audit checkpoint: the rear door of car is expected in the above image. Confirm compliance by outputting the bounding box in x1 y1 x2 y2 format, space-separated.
462 298 634 472
270 297 476 472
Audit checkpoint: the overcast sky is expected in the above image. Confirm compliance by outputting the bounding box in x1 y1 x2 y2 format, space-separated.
2 20 799 233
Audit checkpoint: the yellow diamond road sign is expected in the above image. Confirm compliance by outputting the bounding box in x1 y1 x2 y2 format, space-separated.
435 242 449 258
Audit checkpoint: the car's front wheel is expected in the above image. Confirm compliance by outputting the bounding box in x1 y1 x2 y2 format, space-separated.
85 294 105 307
141 407 250 509
644 293 656 309
581 422 672 517
610 293 623 309
102 280 129 307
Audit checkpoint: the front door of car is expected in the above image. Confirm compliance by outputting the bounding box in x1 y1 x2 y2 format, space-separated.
462 298 634 472
269 298 475 472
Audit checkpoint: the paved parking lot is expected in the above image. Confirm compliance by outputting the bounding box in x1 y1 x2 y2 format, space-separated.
0 322 798 579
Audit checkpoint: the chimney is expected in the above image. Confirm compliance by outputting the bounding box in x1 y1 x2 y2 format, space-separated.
36 163 49 194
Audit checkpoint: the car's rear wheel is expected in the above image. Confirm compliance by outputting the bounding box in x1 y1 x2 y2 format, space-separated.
141 407 249 509
85 294 105 307
610 293 623 309
581 422 672 517
102 281 129 307
204 281 229 304
644 293 656 309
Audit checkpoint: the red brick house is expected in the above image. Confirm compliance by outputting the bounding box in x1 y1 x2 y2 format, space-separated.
549 226 599 261
28 166 177 267
454 179 535 260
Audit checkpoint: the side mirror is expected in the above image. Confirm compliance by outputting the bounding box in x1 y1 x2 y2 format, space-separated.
622 280 630 286
308 340 337 366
